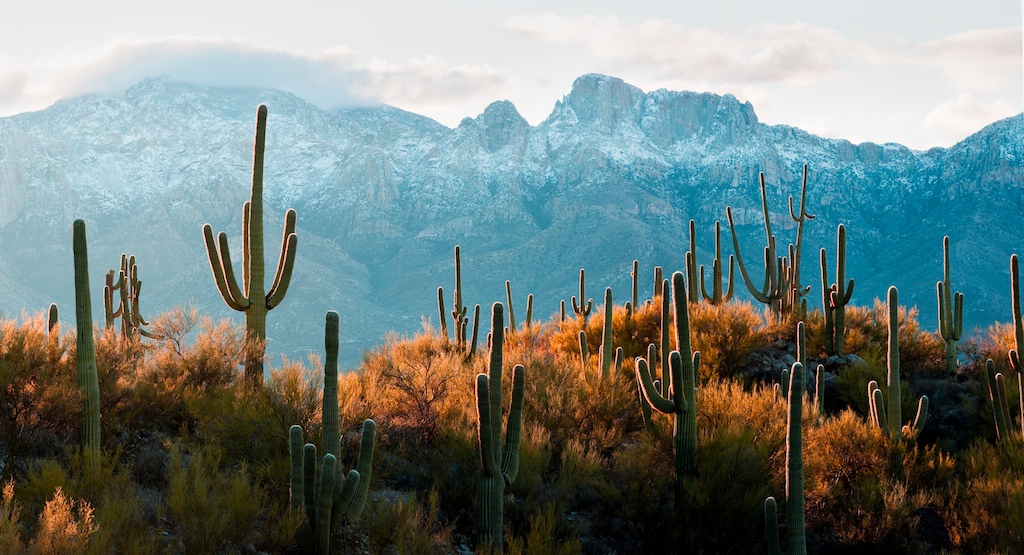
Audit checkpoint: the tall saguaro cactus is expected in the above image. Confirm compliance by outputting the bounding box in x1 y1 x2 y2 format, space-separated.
821 224 854 356
766 361 808 555
937 236 964 376
475 303 525 552
202 104 298 384
438 245 480 358
572 269 593 323
72 220 101 465
727 169 813 316
699 220 735 305
290 311 376 554
635 271 699 504
867 287 928 440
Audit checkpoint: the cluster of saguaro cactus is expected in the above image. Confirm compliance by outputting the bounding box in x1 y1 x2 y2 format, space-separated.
765 361 807 555
474 303 525 552
571 268 593 323
867 287 928 440
781 322 825 415
202 104 298 384
437 245 480 358
937 236 964 376
72 220 101 466
985 358 1015 441
699 220 735 305
505 280 533 335
989 254 1024 441
727 168 814 317
635 272 699 505
103 253 161 340
289 312 375 555
821 224 854 356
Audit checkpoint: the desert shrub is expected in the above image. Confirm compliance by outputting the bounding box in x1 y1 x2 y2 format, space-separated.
360 489 454 555
0 315 78 473
803 410 936 550
943 441 1024 551
839 301 945 378
164 444 265 555
26 487 96 555
358 331 474 443
689 301 768 381
0 481 23 554
506 504 581 555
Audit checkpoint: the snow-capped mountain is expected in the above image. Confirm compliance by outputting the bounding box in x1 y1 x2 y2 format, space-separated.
0 74 1020 367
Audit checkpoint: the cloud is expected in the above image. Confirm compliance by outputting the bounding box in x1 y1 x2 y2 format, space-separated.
504 13 1022 93
0 36 515 124
504 14 877 85
924 92 1018 138
355 55 511 110
918 27 1023 92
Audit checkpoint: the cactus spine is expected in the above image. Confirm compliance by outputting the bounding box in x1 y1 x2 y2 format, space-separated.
867 287 928 440
635 271 699 504
572 269 593 323
291 312 376 554
72 220 101 465
475 303 525 552
937 236 963 375
699 220 735 305
202 105 298 384
821 224 854 356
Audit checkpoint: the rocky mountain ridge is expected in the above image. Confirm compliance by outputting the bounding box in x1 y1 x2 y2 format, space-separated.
0 74 1020 368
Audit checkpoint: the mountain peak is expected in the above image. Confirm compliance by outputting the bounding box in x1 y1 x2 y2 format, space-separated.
557 73 646 126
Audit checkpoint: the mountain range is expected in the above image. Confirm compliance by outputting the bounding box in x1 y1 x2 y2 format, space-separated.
0 74 1021 368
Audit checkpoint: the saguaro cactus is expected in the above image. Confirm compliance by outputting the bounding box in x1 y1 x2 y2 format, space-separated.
699 220 735 305
635 271 699 504
821 224 854 356
785 362 807 555
867 287 928 440
572 269 593 323
937 236 964 376
727 169 813 316
47 303 58 334
438 246 480 358
985 358 1013 441
475 303 525 552
290 311 376 554
72 220 101 464
202 104 298 384
686 219 700 303
104 254 161 340
598 288 614 380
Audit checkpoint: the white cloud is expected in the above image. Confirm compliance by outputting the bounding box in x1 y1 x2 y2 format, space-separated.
924 92 1017 138
504 13 1022 93
918 27 1022 92
504 14 879 85
0 36 515 125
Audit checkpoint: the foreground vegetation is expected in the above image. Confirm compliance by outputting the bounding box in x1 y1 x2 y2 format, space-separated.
0 291 1020 554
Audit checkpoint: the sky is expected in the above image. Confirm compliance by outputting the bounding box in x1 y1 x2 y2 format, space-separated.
0 1 1020 150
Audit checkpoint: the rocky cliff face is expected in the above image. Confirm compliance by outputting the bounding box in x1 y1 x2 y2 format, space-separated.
0 74 1020 367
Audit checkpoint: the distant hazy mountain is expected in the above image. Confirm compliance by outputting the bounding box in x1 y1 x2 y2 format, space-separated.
0 74 1020 368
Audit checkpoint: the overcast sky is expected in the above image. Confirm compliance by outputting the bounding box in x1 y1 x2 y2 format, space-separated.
0 0 1020 149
